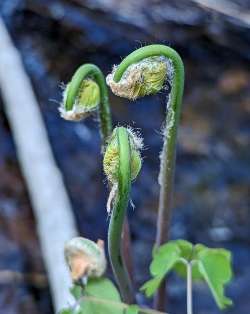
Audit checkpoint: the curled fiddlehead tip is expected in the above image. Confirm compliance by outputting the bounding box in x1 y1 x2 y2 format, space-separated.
64 237 106 282
59 78 100 121
106 56 168 100
103 127 143 185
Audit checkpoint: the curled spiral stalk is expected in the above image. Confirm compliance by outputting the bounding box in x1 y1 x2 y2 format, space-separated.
103 126 142 303
107 44 185 310
60 63 112 147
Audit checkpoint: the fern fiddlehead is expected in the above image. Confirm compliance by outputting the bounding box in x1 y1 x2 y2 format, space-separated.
103 126 142 303
107 44 185 310
60 63 112 147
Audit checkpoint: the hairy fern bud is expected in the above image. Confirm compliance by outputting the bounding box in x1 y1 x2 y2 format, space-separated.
64 237 106 282
106 56 167 100
60 79 100 121
103 127 143 184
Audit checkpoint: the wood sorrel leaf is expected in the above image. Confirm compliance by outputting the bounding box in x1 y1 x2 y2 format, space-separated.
79 278 123 314
66 278 123 314
141 240 233 309
197 248 233 309
84 278 121 300
140 276 163 298
174 241 204 280
150 242 181 276
140 242 181 297
126 305 140 314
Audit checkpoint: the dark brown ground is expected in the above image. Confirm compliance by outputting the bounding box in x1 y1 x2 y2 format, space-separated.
0 1 250 313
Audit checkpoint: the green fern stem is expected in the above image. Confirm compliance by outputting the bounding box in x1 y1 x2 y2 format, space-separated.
65 63 112 146
113 44 184 310
108 127 134 303
66 65 135 299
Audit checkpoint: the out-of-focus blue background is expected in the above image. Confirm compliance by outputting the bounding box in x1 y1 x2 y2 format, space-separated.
0 0 249 313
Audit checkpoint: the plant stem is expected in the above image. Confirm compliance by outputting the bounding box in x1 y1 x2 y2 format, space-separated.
108 127 134 303
66 64 135 295
65 63 112 147
113 44 185 310
123 216 135 285
77 295 168 314
187 262 193 314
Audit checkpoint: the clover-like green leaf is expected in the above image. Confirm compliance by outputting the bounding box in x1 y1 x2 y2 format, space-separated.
175 240 193 258
150 242 181 276
140 242 181 297
197 248 233 309
126 305 140 314
174 242 205 280
140 276 163 298
84 278 121 301
141 240 233 310
80 278 123 314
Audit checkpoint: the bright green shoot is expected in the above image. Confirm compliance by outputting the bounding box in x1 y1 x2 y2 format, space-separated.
59 65 138 303
106 44 185 309
141 240 233 314
107 44 184 246
60 63 112 147
58 46 234 314
103 126 142 303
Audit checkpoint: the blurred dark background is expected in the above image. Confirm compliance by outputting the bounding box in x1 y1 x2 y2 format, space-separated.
0 0 250 313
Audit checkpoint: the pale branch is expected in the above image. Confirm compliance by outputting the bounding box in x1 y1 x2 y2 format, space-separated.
0 17 78 311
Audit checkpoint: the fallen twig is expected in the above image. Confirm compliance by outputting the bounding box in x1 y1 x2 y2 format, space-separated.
0 17 78 311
